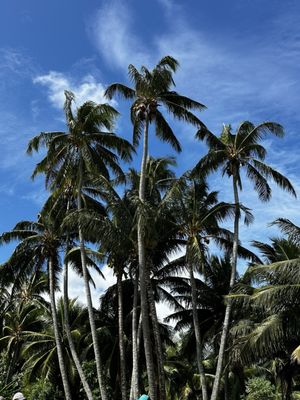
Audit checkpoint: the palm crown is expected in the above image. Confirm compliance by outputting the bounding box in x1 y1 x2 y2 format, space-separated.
105 56 207 151
195 122 296 200
27 91 134 188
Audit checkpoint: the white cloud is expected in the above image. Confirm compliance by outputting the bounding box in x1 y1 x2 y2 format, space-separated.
34 71 113 110
62 264 116 306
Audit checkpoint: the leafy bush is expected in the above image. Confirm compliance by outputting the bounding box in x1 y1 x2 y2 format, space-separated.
243 377 276 400
23 378 63 400
0 352 23 399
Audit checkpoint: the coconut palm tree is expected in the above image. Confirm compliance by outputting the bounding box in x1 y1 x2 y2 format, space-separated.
0 300 45 384
230 227 300 400
105 55 206 400
23 297 93 399
97 188 136 400
194 122 296 400
0 213 102 399
42 179 107 400
164 178 233 400
27 91 134 400
0 217 72 399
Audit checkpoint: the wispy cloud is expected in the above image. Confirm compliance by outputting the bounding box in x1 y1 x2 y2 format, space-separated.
88 1 150 70
0 48 35 77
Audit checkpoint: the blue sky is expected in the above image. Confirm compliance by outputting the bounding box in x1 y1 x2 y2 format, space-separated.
1 0 300 282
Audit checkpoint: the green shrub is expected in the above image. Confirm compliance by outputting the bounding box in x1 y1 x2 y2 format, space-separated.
243 377 276 400
23 378 63 400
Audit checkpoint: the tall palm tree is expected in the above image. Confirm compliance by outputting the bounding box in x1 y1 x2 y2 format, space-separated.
98 186 136 400
194 122 296 400
27 91 134 400
43 180 107 400
105 56 206 400
166 177 236 400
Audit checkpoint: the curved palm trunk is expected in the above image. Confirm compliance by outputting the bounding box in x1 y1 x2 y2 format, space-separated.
48 258 72 400
117 270 127 400
145 262 166 400
188 261 208 400
210 174 239 400
138 117 157 400
77 158 108 400
63 258 94 400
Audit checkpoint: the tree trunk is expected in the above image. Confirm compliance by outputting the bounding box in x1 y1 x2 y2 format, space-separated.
281 370 293 400
48 258 72 400
137 117 157 400
224 368 229 400
130 273 140 400
63 257 94 400
145 262 166 400
117 271 127 400
188 260 208 400
210 173 239 400
77 157 108 400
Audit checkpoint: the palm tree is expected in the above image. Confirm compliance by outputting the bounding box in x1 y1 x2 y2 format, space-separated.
97 185 136 400
194 122 296 400
0 217 72 399
23 297 93 398
0 301 45 384
165 177 235 400
43 180 107 400
105 56 206 400
230 226 300 400
27 91 134 400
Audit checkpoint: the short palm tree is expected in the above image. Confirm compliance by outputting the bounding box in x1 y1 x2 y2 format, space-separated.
27 91 134 400
0 301 44 384
194 122 296 400
23 297 92 398
0 217 72 399
105 56 206 400
230 223 300 400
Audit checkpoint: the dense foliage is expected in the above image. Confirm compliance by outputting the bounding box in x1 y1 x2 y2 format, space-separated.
0 56 298 399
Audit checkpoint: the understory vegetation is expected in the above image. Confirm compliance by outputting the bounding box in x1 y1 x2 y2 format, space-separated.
0 56 299 400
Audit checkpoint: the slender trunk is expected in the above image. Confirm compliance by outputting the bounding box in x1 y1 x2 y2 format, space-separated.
117 271 127 400
77 157 108 400
224 368 229 400
63 258 94 400
188 261 208 400
210 173 239 400
137 117 157 400
137 313 143 391
145 262 166 400
281 373 292 400
130 273 140 400
49 258 72 400
5 345 18 384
